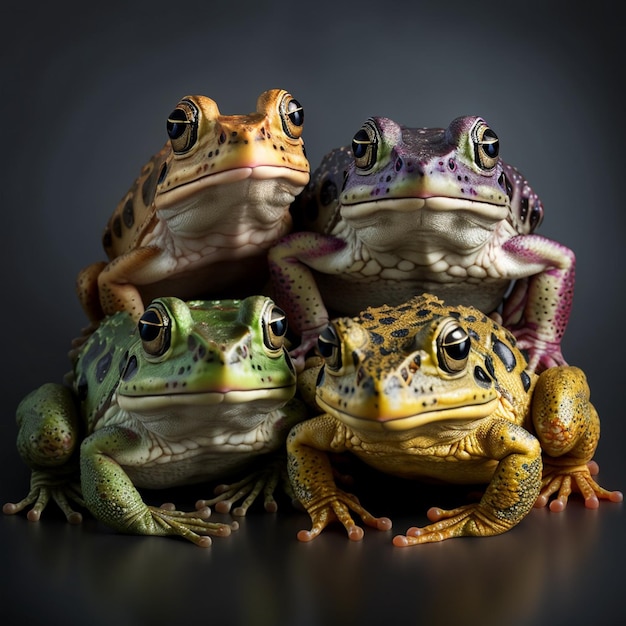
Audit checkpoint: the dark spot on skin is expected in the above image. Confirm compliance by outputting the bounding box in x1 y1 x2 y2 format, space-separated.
484 355 496 379
520 371 531 392
122 198 134 229
157 162 168 184
379 317 397 325
391 328 409 338
141 161 161 206
112 216 122 238
474 366 492 388
416 309 431 317
362 312 375 320
102 228 112 249
492 336 517 372
81 337 107 370
96 350 114 383
370 332 384 345
121 355 138 381
468 329 480 341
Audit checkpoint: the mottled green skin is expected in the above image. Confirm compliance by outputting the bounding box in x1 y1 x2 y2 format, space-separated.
5 296 306 546
287 294 622 546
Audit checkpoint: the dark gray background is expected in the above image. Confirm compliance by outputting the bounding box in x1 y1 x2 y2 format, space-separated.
2 2 624 624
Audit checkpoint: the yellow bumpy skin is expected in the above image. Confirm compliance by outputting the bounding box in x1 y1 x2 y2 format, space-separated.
286 294 622 545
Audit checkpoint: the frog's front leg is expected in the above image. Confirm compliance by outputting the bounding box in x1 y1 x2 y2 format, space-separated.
287 416 392 541
499 234 575 372
80 426 236 547
3 383 84 523
394 420 542 546
95 246 162 321
268 232 347 369
531 366 623 511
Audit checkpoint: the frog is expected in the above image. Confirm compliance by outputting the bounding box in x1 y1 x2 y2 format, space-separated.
286 294 622 545
269 115 574 373
3 295 307 546
77 88 309 325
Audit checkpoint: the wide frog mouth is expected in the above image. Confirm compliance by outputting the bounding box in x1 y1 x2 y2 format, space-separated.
156 165 310 212
340 196 510 225
315 393 500 433
117 384 297 412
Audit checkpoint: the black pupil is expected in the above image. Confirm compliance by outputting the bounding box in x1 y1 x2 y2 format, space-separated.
482 129 499 158
138 310 163 342
444 328 470 360
317 327 338 358
352 129 371 159
270 317 287 337
287 99 304 126
167 109 188 140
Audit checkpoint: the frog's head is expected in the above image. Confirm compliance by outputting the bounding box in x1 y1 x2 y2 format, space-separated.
314 295 531 433
336 115 516 251
153 89 310 233
116 296 297 428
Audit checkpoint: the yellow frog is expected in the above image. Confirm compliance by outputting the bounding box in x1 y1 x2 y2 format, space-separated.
77 89 309 324
287 294 622 545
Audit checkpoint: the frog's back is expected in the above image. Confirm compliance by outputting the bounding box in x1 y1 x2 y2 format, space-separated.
101 146 169 259
72 311 137 430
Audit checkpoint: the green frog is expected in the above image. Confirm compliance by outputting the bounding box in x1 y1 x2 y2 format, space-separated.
286 294 621 545
77 89 309 324
270 115 574 373
4 296 307 546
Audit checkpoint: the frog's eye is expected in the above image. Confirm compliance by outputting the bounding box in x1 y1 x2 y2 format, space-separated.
471 120 500 171
138 304 171 357
351 120 379 171
262 305 289 351
167 99 199 154
280 94 305 139
317 324 342 371
436 319 471 374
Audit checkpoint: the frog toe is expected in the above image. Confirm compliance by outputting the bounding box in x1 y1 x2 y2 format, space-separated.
148 505 237 547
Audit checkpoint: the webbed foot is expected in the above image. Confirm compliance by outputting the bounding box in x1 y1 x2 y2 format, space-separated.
392 503 512 546
297 490 392 542
149 504 238 548
196 464 284 516
3 469 84 524
534 463 623 512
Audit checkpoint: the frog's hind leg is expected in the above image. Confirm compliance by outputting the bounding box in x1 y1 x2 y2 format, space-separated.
531 365 623 511
3 383 84 523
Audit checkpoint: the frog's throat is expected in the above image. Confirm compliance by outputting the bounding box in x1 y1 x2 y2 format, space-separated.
315 396 500 432
340 197 509 222
156 165 310 211
117 385 296 411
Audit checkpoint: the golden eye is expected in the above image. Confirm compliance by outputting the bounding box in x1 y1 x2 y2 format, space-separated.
351 119 379 171
262 304 288 351
166 99 199 154
279 93 305 139
436 319 471 374
471 120 500 171
317 324 342 371
138 304 171 357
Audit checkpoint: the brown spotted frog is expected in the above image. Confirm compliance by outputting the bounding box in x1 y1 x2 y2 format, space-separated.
286 294 622 545
77 89 309 324
269 115 574 373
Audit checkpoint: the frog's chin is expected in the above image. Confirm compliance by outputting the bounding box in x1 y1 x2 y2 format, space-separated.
117 386 295 413
316 396 500 432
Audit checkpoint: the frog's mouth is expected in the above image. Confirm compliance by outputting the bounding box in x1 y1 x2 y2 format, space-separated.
156 166 310 212
341 196 509 223
117 385 296 412
315 395 500 432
